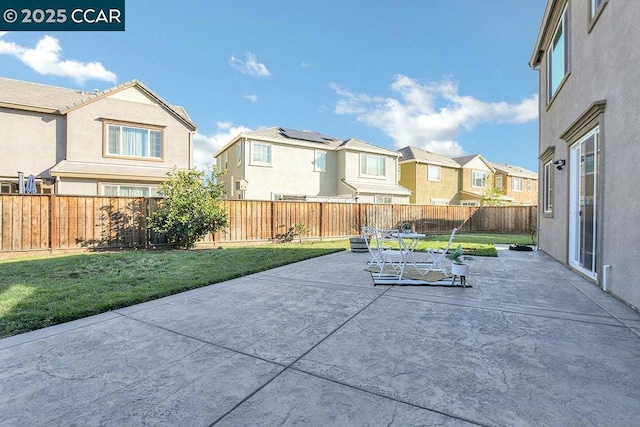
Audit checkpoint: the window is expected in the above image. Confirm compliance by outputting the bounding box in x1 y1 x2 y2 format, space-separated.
427 165 441 182
236 143 242 166
224 151 228 170
512 177 523 192
430 199 449 206
360 154 386 177
315 150 326 172
543 160 553 213
374 194 392 204
251 141 271 165
462 200 480 206
107 124 162 159
548 5 568 101
472 171 486 188
527 179 532 192
496 176 503 191
591 0 604 18
102 184 160 197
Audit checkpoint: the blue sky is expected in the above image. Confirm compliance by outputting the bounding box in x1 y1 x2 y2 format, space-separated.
0 0 546 172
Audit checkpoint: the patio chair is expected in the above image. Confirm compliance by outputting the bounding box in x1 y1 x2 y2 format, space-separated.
362 226 411 277
419 227 458 275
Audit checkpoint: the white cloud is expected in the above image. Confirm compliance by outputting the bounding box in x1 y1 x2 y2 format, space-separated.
0 32 116 85
331 75 538 157
299 62 311 69
229 52 271 77
193 123 252 171
243 94 258 103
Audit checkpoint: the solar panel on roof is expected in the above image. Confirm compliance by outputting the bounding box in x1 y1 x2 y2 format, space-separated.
280 128 336 144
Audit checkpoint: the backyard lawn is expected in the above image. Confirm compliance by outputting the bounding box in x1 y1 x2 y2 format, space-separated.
0 233 534 338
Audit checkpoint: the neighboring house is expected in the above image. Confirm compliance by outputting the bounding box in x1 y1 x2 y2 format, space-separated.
398 146 461 205
452 154 496 206
0 77 196 196
214 127 411 203
530 1 640 309
398 146 537 206
491 162 538 206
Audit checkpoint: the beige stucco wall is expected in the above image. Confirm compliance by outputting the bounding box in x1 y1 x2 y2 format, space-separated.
535 0 640 308
0 108 64 179
56 178 98 195
65 90 193 170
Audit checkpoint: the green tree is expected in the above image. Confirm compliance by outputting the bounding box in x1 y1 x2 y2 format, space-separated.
481 185 506 206
149 166 228 249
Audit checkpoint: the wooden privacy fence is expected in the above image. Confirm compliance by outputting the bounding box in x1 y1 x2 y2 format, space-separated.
0 195 537 252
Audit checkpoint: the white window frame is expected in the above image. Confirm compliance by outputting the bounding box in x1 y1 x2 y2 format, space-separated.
427 164 441 182
430 198 449 206
236 143 242 166
472 171 486 188
106 123 163 160
543 160 553 213
102 184 160 197
548 5 568 102
250 141 272 166
315 150 327 172
360 154 386 178
512 177 523 192
496 176 503 191
374 194 392 204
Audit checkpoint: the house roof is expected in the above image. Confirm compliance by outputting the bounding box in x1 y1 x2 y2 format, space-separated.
529 0 562 68
0 77 196 130
397 146 461 168
50 160 179 181
339 138 401 157
452 154 495 171
341 180 412 196
217 127 399 157
490 162 538 179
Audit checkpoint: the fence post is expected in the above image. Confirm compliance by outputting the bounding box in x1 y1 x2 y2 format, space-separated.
49 194 58 251
271 201 277 240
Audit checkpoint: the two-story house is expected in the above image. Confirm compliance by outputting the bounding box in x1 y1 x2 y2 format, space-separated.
0 77 196 196
491 162 538 206
398 147 536 206
214 127 411 203
397 146 461 205
530 1 640 309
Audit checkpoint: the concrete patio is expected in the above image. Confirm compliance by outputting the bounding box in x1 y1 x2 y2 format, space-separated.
1 246 640 426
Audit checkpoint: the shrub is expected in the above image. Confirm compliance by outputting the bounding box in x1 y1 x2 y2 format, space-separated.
149 166 228 249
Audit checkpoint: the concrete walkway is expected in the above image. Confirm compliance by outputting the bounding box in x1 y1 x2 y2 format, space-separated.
1 246 640 426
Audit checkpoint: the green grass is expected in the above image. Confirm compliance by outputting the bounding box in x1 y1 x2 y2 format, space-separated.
0 233 534 338
0 241 348 338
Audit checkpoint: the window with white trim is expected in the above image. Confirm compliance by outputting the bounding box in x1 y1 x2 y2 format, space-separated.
512 177 523 192
543 160 553 213
236 143 242 166
360 154 386 177
548 5 568 101
315 150 326 172
427 165 441 182
374 194 392 204
462 200 480 206
107 124 163 159
496 176 503 191
102 184 160 197
472 171 486 188
430 199 449 206
250 141 272 166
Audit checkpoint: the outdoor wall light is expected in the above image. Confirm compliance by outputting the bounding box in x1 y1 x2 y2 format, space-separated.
554 159 566 170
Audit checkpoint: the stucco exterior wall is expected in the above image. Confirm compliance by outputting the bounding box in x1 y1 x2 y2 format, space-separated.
0 108 64 179
56 178 98 195
239 139 337 200
65 90 192 170
536 0 640 308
